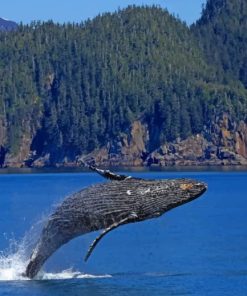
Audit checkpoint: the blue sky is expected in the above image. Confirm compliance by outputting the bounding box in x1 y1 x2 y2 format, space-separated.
1 0 206 25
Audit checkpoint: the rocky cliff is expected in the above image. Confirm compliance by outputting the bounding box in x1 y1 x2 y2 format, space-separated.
79 114 247 167
3 113 246 168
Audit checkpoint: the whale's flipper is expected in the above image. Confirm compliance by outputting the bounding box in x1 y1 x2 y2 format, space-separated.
89 165 131 181
84 213 138 262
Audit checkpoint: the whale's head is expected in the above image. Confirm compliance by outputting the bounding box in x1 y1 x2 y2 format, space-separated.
135 178 207 220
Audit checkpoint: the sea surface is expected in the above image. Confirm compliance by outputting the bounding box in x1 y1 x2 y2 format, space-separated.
0 170 246 295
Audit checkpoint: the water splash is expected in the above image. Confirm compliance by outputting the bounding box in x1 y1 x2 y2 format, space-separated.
38 269 112 280
0 249 111 281
0 238 29 281
0 237 111 281
0 214 45 281
0 205 112 281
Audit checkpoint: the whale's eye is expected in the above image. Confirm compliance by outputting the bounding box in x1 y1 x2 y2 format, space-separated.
180 183 194 190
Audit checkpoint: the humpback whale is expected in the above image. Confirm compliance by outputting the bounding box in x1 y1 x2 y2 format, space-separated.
25 166 207 278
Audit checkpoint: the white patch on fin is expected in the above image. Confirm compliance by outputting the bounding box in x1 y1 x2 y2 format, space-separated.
126 190 132 195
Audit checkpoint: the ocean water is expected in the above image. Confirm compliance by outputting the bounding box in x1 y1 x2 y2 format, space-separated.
0 170 246 295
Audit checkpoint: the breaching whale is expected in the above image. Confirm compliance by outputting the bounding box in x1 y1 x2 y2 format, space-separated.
25 166 207 278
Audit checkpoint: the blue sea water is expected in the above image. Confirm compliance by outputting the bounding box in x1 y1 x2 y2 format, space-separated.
0 170 246 295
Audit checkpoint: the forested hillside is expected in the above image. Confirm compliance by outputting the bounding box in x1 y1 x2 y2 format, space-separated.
0 18 18 31
0 2 247 167
192 0 247 87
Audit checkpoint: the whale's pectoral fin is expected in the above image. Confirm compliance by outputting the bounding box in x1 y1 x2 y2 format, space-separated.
89 165 131 181
84 212 138 262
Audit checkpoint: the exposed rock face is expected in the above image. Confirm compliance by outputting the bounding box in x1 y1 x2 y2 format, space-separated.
80 121 149 167
81 114 247 167
145 114 247 167
5 133 34 168
145 134 247 167
145 135 210 166
235 121 247 159
1 115 42 168
2 114 247 168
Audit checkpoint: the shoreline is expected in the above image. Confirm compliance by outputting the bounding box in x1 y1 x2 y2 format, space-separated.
1 165 247 174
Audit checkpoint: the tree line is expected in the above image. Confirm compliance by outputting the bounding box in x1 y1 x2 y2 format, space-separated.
0 4 246 162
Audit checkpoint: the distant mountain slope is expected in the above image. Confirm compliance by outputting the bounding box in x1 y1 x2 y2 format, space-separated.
0 18 18 31
192 0 247 87
0 5 247 167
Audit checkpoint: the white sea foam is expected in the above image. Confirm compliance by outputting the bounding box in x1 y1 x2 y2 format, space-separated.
0 208 111 282
0 250 111 281
0 242 29 281
39 269 111 280
0 238 111 281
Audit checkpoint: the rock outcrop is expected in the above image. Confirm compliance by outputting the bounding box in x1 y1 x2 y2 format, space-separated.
78 121 149 167
5 133 34 168
1 114 247 168
77 114 247 167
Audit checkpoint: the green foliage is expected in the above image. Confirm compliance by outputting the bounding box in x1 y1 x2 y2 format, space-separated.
0 4 247 160
192 0 247 87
